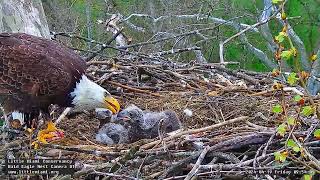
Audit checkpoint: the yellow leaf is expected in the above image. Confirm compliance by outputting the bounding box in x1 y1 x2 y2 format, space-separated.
207 91 219 96
310 54 317 62
292 48 298 57
281 12 286 20
272 82 283 90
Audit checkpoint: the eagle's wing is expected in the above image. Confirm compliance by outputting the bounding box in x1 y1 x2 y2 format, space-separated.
0 33 86 109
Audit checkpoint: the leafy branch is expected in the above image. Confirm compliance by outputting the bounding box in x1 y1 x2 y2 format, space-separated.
271 0 320 177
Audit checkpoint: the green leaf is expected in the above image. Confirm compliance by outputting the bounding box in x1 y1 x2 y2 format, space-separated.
303 174 313 180
301 106 315 117
303 171 315 180
274 151 280 160
287 117 296 126
287 72 299 86
314 129 320 139
287 139 295 147
281 50 293 60
287 139 300 153
303 175 312 180
275 32 286 43
272 104 283 113
274 151 287 162
277 124 287 136
293 95 302 102
293 146 300 153
272 0 283 4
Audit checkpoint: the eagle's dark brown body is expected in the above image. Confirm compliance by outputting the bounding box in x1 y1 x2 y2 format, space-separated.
0 33 86 115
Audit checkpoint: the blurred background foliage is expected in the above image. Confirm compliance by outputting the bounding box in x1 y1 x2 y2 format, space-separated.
41 0 320 72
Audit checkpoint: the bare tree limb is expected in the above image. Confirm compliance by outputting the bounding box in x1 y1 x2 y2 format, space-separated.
85 0 92 49
259 0 278 53
307 47 320 95
85 28 123 61
219 8 280 64
259 0 291 70
151 46 201 56
230 20 278 69
108 13 258 33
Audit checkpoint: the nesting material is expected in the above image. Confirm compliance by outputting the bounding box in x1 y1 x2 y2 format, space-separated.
2 54 311 179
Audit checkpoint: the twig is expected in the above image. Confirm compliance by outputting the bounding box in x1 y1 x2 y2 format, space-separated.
219 8 281 64
54 107 72 126
159 151 202 178
141 116 249 149
109 145 140 173
87 60 113 65
263 133 276 157
85 28 124 61
151 47 201 56
208 133 271 152
184 146 210 180
74 162 112 178
52 32 166 61
91 170 141 180
196 153 273 171
106 81 161 97
41 143 123 156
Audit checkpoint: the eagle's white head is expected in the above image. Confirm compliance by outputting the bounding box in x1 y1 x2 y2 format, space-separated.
70 75 120 113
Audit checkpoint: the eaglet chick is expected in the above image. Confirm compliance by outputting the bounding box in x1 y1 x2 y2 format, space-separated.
116 104 181 142
95 123 129 145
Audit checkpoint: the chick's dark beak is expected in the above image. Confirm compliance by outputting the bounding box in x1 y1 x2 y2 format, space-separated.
104 96 120 114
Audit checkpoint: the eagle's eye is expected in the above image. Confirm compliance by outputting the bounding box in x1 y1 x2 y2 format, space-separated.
104 91 111 96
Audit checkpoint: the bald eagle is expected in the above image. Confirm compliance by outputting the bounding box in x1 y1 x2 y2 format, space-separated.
0 33 120 141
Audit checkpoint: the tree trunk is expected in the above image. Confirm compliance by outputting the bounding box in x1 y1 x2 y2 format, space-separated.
85 0 92 49
0 0 50 38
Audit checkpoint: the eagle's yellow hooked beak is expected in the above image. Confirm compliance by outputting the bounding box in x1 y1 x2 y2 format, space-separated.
104 96 120 114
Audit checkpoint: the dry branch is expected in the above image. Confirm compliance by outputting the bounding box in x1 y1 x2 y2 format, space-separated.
184 146 210 180
219 7 281 64
141 116 249 149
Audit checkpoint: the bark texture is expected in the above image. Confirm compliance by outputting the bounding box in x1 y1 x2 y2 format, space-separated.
0 0 50 38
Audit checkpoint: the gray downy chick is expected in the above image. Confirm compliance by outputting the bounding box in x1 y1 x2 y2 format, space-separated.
116 104 181 141
144 110 181 139
95 108 119 128
96 123 129 145
115 104 145 142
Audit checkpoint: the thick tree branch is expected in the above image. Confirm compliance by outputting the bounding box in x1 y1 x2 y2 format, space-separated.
109 13 258 33
219 8 280 64
230 20 277 69
239 33 277 69
259 0 278 54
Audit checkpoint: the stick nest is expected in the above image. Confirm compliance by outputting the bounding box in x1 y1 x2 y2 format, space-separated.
1 57 319 180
